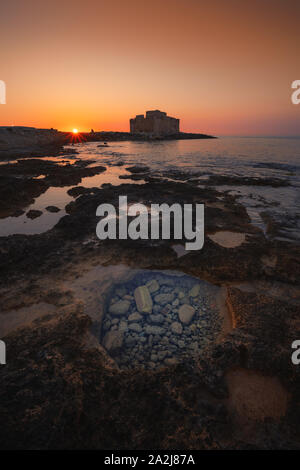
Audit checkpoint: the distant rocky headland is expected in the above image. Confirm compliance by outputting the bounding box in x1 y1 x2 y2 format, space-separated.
0 126 216 160
79 131 216 142
0 126 65 159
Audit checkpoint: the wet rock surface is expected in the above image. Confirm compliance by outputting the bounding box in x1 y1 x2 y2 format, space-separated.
0 158 106 218
26 209 43 219
45 205 60 213
101 272 222 370
0 150 299 449
0 289 299 450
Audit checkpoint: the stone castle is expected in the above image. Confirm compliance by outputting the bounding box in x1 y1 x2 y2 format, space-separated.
130 110 179 136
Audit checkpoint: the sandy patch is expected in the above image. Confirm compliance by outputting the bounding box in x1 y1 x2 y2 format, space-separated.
226 368 288 426
208 231 246 248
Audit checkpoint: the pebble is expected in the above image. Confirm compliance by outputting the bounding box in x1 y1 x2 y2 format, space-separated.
178 304 196 324
109 299 131 316
153 304 161 314
144 325 165 336
170 322 183 335
129 323 142 333
146 279 160 293
189 284 201 297
125 336 136 346
154 293 175 306
128 312 143 322
157 350 168 360
118 320 128 332
180 296 190 305
149 314 164 324
103 330 124 353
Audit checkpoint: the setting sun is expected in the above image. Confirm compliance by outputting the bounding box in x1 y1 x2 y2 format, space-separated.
72 128 78 134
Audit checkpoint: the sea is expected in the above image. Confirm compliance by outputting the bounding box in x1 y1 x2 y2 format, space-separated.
0 136 299 240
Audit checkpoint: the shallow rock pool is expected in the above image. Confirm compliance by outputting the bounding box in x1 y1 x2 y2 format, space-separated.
101 270 223 370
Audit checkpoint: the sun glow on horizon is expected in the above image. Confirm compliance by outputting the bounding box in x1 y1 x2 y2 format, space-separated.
72 128 78 134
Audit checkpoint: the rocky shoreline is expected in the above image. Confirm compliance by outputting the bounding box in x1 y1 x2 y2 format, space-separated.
0 149 299 449
0 127 67 160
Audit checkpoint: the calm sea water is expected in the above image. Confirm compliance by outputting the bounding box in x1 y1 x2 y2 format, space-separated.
0 137 299 239
87 137 300 239
93 136 300 177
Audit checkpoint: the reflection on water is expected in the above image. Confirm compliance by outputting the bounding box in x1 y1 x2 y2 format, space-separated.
0 186 72 236
85 137 300 241
0 165 144 236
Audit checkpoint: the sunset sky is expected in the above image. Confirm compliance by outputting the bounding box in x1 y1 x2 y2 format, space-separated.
0 0 299 135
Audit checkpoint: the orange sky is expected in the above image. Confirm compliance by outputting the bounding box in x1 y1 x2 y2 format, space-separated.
0 0 299 135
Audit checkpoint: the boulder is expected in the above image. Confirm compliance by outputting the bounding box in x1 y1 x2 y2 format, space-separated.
109 299 131 316
178 304 196 324
134 285 153 313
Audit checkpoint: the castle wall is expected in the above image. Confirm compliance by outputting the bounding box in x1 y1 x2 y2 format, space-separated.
130 110 179 136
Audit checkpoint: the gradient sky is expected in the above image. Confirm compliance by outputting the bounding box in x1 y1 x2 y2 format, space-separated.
0 0 299 135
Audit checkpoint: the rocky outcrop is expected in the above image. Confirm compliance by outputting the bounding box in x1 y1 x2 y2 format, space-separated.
0 126 66 159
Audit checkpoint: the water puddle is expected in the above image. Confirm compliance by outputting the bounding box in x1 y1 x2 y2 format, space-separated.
0 186 72 236
0 165 145 236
